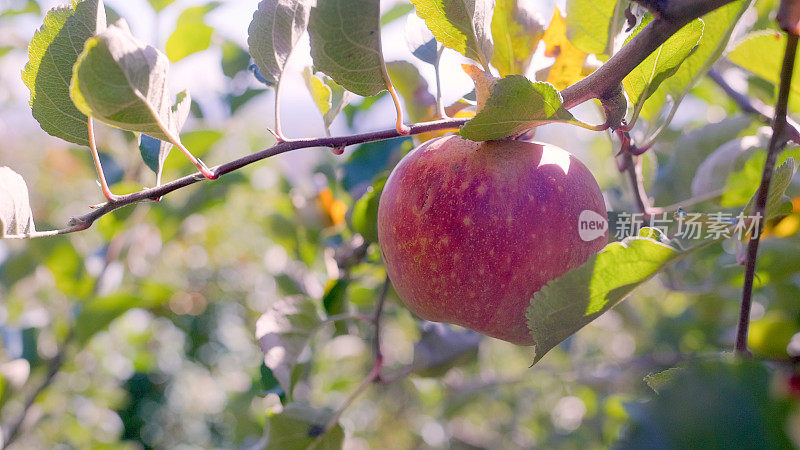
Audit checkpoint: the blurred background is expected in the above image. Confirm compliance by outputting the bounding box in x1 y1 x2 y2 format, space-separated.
1 0 800 448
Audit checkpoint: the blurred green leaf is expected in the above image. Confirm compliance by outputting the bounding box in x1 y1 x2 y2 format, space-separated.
565 0 616 56
728 30 800 111
412 322 481 377
226 88 267 115
342 138 409 193
722 148 800 208
351 177 386 242
0 0 40 17
256 297 322 399
45 240 92 298
22 0 106 147
492 0 543 76
381 2 414 25
221 40 251 78
618 360 793 449
265 403 344 450
623 15 703 122
147 0 175 12
386 61 436 123
644 367 685 394
165 3 220 62
309 0 388 96
410 0 493 69
75 292 167 344
527 228 714 364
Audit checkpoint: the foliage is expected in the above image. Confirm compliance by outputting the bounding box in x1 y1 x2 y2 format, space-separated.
1 0 800 448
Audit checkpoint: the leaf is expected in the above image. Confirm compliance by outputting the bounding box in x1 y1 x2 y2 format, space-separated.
640 0 749 122
644 367 686 394
381 2 414 26
22 0 107 147
301 67 351 135
565 0 618 56
491 0 543 77
723 148 800 208
387 61 436 123
248 0 313 85
70 20 186 144
412 322 481 377
459 75 577 141
221 40 251 78
618 360 794 449
138 90 192 185
691 133 764 198
728 30 800 110
309 0 388 97
411 0 493 69
75 292 163 344
540 8 589 90
256 297 322 398
351 177 385 243
0 167 36 238
623 15 704 121
743 157 798 220
147 0 175 12
405 12 438 65
342 138 411 193
265 403 344 450
526 228 713 364
165 2 220 62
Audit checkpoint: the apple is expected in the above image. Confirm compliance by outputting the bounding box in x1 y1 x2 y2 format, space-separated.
377 135 608 345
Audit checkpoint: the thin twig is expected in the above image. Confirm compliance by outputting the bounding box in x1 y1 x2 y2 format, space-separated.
735 33 799 355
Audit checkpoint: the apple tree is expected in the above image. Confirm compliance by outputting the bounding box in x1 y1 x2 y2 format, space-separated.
1 0 800 447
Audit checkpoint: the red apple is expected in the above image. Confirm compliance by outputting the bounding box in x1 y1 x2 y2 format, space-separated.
377 135 608 345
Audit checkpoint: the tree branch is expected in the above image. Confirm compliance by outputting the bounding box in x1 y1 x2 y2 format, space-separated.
735 31 799 355
2 0 742 239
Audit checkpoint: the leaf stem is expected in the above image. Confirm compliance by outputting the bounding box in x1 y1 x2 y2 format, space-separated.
274 75 286 140
87 118 119 202
736 31 799 355
434 45 446 119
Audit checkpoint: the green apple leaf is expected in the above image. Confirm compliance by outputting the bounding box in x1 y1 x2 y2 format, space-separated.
387 61 437 123
22 0 107 147
722 148 800 208
351 177 385 243
165 2 220 62
301 67 351 135
0 167 35 238
459 75 577 141
491 0 543 76
565 0 618 56
221 40 251 78
690 133 764 199
623 15 704 122
147 0 175 12
256 297 322 400
138 90 191 185
743 157 798 221
264 403 344 450
248 0 313 86
309 0 389 97
527 228 715 364
640 0 749 122
728 30 800 110
381 2 414 25
411 0 493 69
70 20 186 144
644 367 686 394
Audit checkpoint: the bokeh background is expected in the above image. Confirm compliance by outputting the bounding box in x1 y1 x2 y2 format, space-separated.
1 0 800 448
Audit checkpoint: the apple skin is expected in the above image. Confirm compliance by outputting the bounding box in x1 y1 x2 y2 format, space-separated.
377 135 608 345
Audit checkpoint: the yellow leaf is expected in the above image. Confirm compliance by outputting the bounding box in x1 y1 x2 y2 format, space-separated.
541 8 589 90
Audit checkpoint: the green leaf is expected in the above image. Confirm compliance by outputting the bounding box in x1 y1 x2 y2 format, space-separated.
691 133 765 199
0 167 35 238
491 0 543 77
723 148 800 208
248 0 313 85
351 176 385 242
387 61 436 123
301 67 351 135
1 0 41 18
70 20 187 144
618 360 794 449
623 16 704 122
640 1 749 122
221 40 251 78
256 297 322 399
526 228 714 364
147 0 175 12
381 2 414 25
411 0 493 69
644 367 686 394
743 157 798 220
565 0 617 56
138 90 191 185
75 294 147 344
342 138 410 192
459 76 576 141
265 403 344 450
728 30 800 110
22 0 107 147
309 0 388 96
165 3 219 62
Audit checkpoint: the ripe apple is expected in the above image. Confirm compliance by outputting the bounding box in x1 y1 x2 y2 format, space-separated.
377 135 608 345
